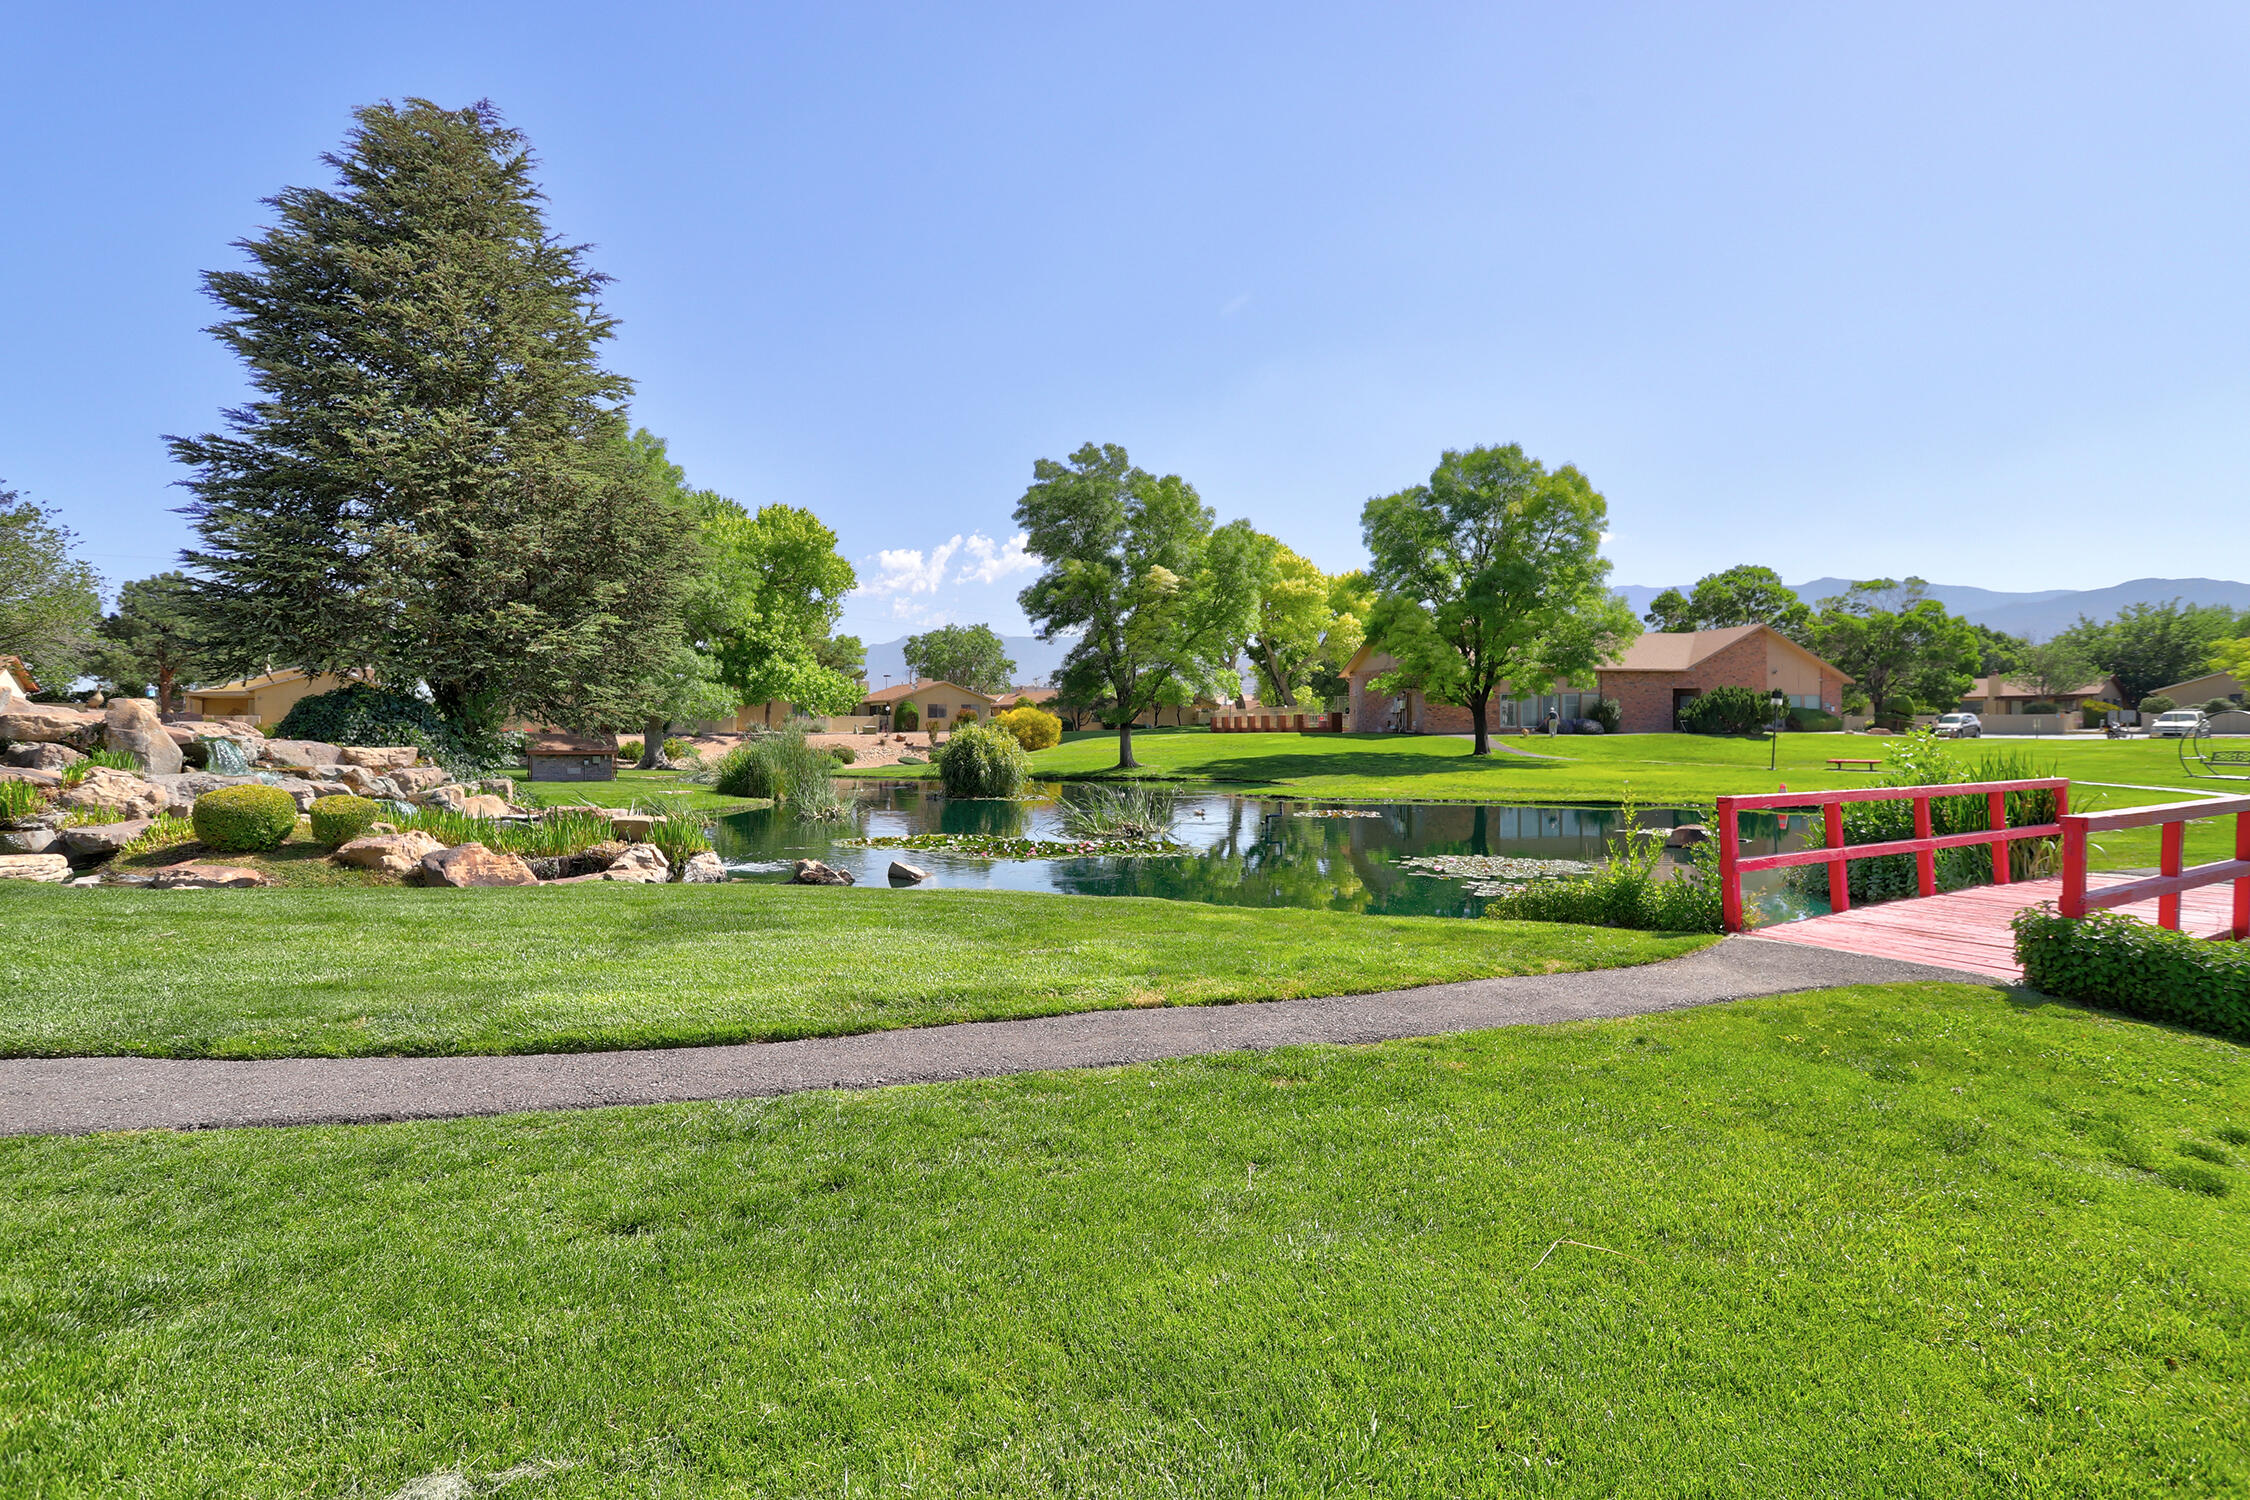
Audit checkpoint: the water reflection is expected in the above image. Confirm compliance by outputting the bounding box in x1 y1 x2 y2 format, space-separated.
705 782 1817 920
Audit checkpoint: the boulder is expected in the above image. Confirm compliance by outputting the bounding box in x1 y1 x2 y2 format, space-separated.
887 860 931 884
790 859 854 886
0 766 62 790
680 851 727 884
60 818 153 862
150 861 273 889
1665 824 1711 848
335 764 385 794
416 784 469 813
602 843 671 883
338 745 420 769
473 778 517 799
4 742 81 772
390 765 452 793
418 841 539 887
103 698 185 775
459 793 514 819
0 853 71 882
260 739 339 768
609 813 662 840
333 831 445 877
56 767 165 821
0 827 60 854
0 701 102 748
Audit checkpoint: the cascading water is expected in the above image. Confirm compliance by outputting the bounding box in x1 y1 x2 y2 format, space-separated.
200 737 252 775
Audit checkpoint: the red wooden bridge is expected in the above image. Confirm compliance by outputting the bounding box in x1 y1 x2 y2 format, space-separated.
1715 781 2250 981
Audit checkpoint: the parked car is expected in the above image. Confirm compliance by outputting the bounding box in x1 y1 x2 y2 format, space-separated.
1932 712 1982 739
2150 710 2207 738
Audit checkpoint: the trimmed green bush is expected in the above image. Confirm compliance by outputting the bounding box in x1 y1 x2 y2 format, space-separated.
893 701 920 732
1584 697 1623 734
1787 706 1842 732
2138 695 2176 716
191 784 300 852
938 720 1033 798
829 743 858 765
2013 904 2249 1043
996 705 1063 751
1677 685 1768 735
308 794 380 848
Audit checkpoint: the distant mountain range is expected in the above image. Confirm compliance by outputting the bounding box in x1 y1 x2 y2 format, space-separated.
859 632 1075 691
1612 577 2250 641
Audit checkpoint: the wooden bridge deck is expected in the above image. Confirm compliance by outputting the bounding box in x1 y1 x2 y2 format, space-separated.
1747 874 2243 981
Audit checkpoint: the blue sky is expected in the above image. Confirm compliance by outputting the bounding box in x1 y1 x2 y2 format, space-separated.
5 3 2246 643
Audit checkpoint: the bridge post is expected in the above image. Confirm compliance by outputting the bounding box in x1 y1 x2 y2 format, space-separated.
1987 790 2010 884
2059 817 2088 918
1717 797 1744 933
1823 803 1849 915
2159 823 2185 931
2235 808 2249 940
1913 794 1936 898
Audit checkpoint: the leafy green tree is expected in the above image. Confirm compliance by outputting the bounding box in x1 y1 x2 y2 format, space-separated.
1966 623 2025 678
2209 635 2250 685
1014 442 1264 770
697 500 860 718
0 483 102 689
2054 600 2246 707
2012 639 2098 701
903 623 1017 692
171 100 698 747
814 634 865 682
1241 537 1336 707
1810 579 1979 712
1642 565 1813 641
1360 444 1636 756
92 572 215 712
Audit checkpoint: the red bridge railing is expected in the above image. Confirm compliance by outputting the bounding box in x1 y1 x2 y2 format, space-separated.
2059 794 2250 940
1715 779 2070 933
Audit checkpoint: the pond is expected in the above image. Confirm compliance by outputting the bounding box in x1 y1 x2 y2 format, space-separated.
706 782 1820 921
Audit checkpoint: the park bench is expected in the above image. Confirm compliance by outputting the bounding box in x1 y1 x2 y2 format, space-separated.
1825 756 1883 772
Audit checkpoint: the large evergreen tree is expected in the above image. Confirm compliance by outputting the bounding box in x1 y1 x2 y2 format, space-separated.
171 100 696 744
93 572 215 711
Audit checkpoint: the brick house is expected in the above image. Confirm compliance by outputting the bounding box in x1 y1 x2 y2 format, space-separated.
1596 625 1850 734
1341 645 1590 733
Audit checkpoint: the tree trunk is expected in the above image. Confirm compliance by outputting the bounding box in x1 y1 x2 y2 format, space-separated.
156 666 176 715
638 715 668 770
1116 715 1139 770
1469 690 1491 756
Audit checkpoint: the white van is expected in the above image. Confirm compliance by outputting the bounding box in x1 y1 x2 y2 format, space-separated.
2150 710 2206 738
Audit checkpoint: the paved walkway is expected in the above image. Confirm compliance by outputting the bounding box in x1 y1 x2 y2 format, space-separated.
0 939 1986 1138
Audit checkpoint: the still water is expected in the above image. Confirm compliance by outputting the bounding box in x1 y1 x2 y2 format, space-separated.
703 781 1816 921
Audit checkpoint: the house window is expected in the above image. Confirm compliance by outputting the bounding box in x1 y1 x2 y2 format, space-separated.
929 704 947 718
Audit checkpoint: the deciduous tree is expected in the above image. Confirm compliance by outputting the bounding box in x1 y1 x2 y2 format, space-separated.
1643 565 1813 641
2012 639 2099 702
1810 579 1979 712
0 484 102 689
1360 444 1635 755
2054 601 2246 708
171 99 698 747
93 572 215 712
1014 443 1263 770
903 624 1017 693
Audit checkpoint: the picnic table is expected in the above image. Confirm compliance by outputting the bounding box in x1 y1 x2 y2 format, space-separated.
1826 756 1884 772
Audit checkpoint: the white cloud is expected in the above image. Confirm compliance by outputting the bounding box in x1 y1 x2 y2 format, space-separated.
959 531 1037 585
858 535 963 597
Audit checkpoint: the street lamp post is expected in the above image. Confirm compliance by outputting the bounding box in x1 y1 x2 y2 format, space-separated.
1769 689 1789 771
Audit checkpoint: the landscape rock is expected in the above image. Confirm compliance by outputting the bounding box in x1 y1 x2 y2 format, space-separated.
459 793 514 819
334 831 445 877
417 784 470 813
0 701 102 748
390 765 452 793
0 766 62 790
103 698 185 775
790 859 855 886
887 860 930 884
680 851 727 884
56 767 165 820
260 739 339 768
149 861 273 889
609 813 661 840
602 843 671 883
338 745 420 769
419 841 539 887
0 853 71 882
0 827 60 854
4 742 81 772
473 778 517 799
60 818 153 861
1665 824 1711 848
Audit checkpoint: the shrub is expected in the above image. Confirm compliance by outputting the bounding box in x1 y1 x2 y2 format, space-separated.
2023 700 2059 715
2080 699 2118 729
713 726 836 806
663 737 697 762
996 705 1063 752
1787 706 1842 732
937 720 1033 798
2139 695 2176 716
617 739 644 762
2204 697 2238 714
1677 685 1769 735
191 783 300 852
1059 784 1176 842
272 683 503 773
829 743 858 765
2013 905 2249 1043
894 701 920 732
308 793 380 847
0 779 46 822
1583 697 1622 734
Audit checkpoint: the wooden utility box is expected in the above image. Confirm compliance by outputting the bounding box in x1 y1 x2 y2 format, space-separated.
526 731 619 782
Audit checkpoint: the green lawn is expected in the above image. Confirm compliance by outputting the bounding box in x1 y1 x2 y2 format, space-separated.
0 884 1704 1059
504 766 770 815
5 982 2243 1496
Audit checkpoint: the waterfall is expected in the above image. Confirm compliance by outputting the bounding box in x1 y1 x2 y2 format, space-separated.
201 737 252 775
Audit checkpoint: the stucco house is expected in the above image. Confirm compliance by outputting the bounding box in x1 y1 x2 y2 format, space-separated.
1959 673 2126 719
858 680 999 727
180 668 352 724
1597 626 1850 733
0 656 40 699
2150 668 2245 707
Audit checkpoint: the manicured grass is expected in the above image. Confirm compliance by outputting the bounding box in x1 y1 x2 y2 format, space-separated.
5 982 2243 1495
504 766 771 814
0 884 1705 1059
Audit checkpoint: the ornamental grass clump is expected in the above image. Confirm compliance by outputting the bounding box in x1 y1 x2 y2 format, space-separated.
713 727 835 807
0 779 46 822
308 794 380 847
191 784 300 852
1482 794 1728 933
937 720 1033 799
1059 784 1177 842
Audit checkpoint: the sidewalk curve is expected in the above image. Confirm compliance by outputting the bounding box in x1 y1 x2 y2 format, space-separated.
0 937 1985 1137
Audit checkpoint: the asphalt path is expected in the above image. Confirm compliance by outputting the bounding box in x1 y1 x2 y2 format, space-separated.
0 937 1987 1137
